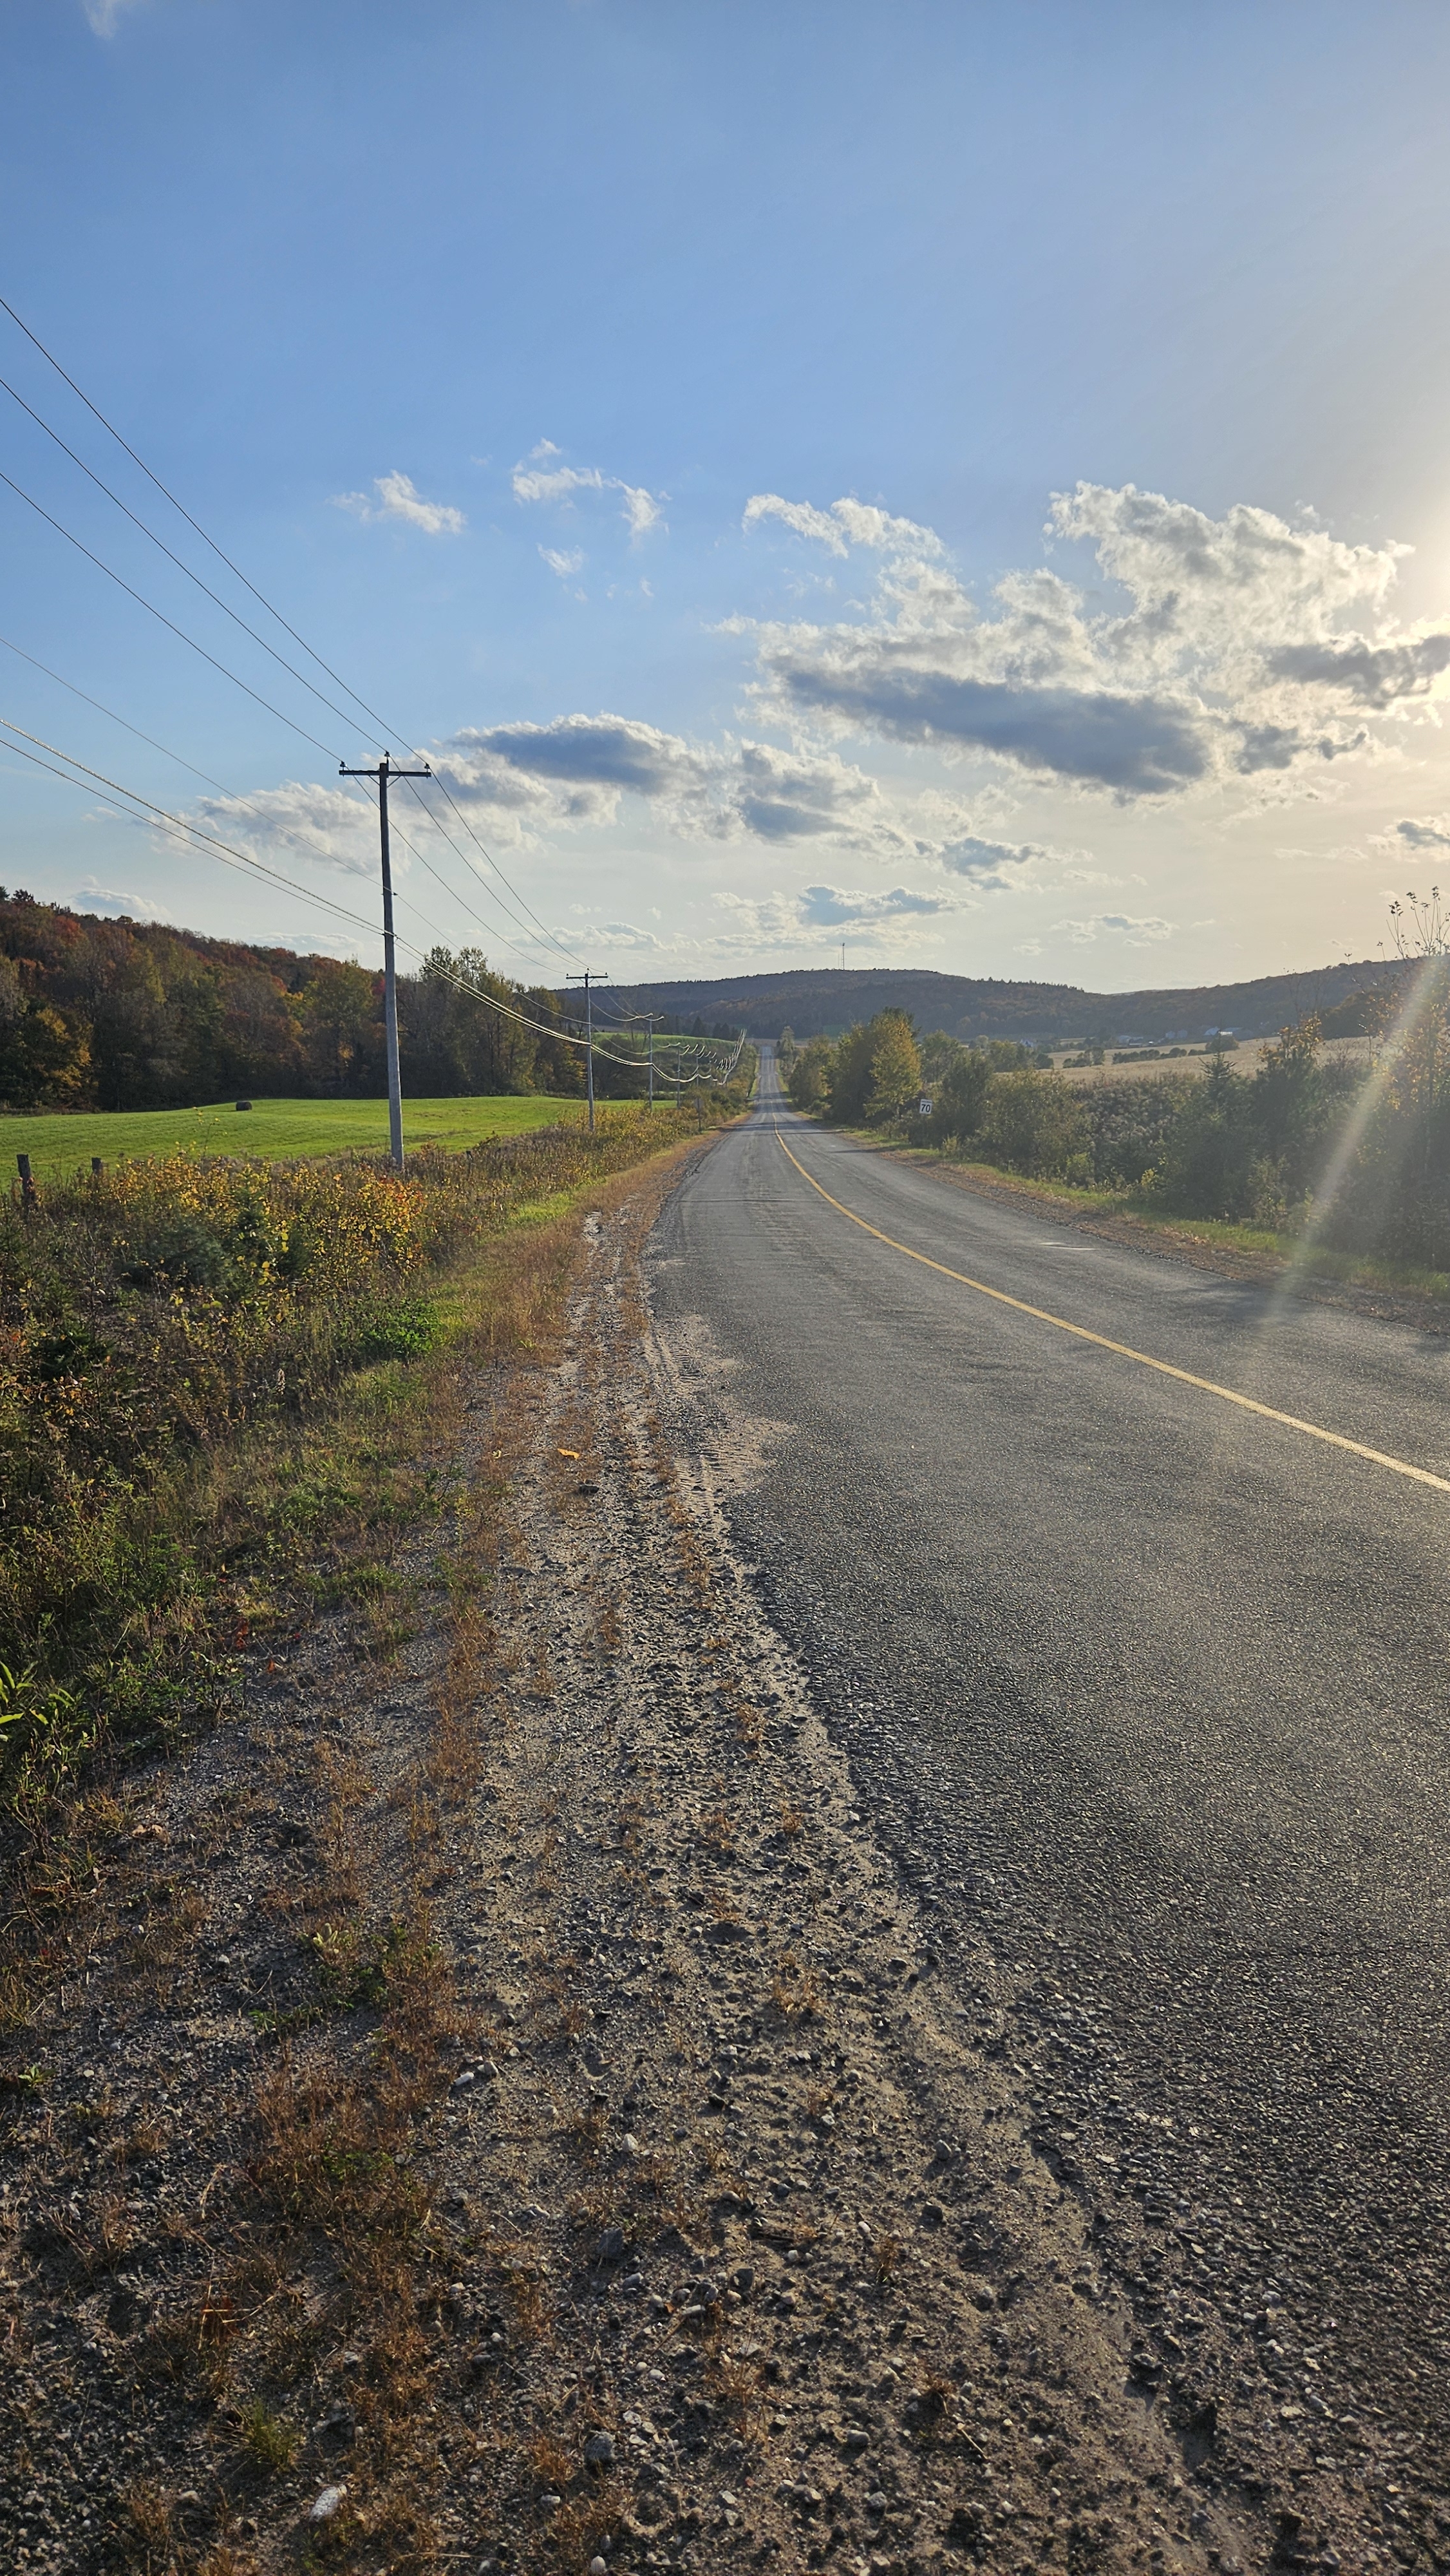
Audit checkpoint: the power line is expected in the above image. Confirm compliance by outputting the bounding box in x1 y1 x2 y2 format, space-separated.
0 464 343 764
0 368 392 753
393 774 583 980
0 688 745 1083
1 723 559 1046
386 764 585 978
3 723 744 1089
422 768 585 973
1 724 387 945
0 630 232 795
0 714 469 966
0 308 748 1025
0 714 659 1066
0 462 579 976
0 290 401 752
0 294 588 976
0 580 575 986
0 619 574 980
366 789 550 970
0 635 495 963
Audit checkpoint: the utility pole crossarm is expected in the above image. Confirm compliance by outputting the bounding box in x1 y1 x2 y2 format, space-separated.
339 753 431 1171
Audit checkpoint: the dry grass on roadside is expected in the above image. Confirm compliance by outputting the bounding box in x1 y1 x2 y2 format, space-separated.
0 1112 723 2071
769 1950 824 2022
1 1117 757 2576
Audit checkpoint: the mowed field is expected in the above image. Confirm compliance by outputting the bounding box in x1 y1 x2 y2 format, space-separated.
0 1093 585 1181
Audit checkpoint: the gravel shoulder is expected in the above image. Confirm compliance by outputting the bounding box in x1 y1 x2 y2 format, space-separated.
3 1152 1298 2576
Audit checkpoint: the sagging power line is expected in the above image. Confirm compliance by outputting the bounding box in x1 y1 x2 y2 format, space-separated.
0 294 588 978
0 303 751 1094
0 712 748 1093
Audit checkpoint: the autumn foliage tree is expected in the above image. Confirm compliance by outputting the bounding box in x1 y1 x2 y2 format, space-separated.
0 891 583 1112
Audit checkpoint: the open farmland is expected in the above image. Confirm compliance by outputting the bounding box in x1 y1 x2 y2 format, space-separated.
1049 1033 1376 1084
0 1091 585 1182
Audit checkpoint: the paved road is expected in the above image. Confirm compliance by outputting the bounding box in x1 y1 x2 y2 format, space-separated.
652 1045 1450 2532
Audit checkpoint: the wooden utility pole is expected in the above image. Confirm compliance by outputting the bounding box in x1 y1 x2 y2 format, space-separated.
339 753 431 1170
567 969 609 1132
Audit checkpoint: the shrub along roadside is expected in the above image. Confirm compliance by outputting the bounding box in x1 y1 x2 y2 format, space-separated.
0 1099 739 1857
791 978 1450 1280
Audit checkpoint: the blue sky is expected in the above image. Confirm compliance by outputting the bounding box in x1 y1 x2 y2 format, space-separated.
7 0 1450 992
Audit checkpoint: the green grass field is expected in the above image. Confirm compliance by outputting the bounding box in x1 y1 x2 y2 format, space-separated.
0 1094 586 1181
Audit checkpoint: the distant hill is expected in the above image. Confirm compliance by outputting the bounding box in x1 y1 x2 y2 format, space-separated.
609 959 1411 1046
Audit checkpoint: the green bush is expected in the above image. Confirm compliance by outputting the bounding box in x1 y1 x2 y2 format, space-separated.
1078 1076 1195 1187
923 1047 992 1146
1146 1021 1367 1224
341 1298 441 1366
786 1037 833 1111
977 1068 1090 1178
787 1012 925 1125
1318 965 1450 1265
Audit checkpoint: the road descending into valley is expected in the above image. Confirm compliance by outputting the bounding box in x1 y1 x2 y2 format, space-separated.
651 1043 1450 2519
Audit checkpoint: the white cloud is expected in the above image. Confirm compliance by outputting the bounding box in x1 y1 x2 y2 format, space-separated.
188 782 381 880
744 491 943 560
591 920 667 952
740 478 1450 800
937 831 1082 889
618 485 663 538
431 713 1050 895
182 469 1450 981
72 879 169 920
1259 635 1450 710
332 471 466 536
512 452 603 506
436 715 889 847
713 882 956 954
798 882 955 927
513 442 665 542
1051 911 1175 945
1386 814 1450 852
1100 912 1173 940
1048 483 1406 660
744 494 849 556
83 0 146 32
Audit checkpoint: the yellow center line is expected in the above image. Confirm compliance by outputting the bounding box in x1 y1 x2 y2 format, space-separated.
772 1123 1450 1497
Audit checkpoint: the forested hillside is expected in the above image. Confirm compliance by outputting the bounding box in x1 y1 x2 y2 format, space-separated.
1 882 1411 1113
614 956 1411 1045
0 889 588 1110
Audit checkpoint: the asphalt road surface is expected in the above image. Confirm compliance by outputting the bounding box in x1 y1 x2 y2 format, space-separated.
651 1043 1450 2530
